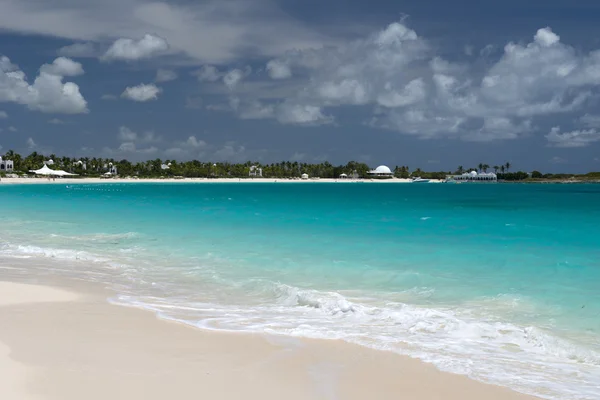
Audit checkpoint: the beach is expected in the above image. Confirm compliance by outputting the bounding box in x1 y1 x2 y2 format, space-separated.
0 182 598 399
0 177 439 184
0 276 537 400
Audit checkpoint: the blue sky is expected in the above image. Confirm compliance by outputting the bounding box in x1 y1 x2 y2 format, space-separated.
1 0 600 172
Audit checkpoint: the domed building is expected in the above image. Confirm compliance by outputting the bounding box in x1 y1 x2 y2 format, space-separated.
367 165 394 179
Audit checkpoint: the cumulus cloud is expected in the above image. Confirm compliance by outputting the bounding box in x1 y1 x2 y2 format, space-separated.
276 103 333 125
113 126 161 156
185 136 207 148
223 68 247 89
266 60 292 79
118 126 161 143
155 69 177 83
0 55 88 114
194 65 221 82
545 126 600 148
102 34 169 61
0 111 7 119
238 100 275 120
58 42 97 58
121 83 161 102
40 57 84 76
241 23 600 141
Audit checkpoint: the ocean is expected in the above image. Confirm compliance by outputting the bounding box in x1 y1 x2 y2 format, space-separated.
0 182 599 399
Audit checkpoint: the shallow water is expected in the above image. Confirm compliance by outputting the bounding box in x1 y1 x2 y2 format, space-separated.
1 182 599 399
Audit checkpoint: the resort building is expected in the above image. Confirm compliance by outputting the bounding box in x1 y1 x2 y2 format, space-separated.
367 165 394 179
0 156 14 172
249 166 262 177
161 163 171 170
448 171 497 182
301 173 309 180
109 164 118 175
75 160 86 170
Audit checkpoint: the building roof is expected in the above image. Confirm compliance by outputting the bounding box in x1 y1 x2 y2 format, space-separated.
370 165 392 174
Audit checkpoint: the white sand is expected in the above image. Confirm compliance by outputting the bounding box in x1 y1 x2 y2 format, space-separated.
0 177 443 184
0 278 538 400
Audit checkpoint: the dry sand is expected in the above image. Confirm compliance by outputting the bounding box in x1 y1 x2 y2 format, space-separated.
0 177 442 184
0 278 538 400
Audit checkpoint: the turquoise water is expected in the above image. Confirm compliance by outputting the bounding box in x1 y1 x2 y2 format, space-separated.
1 182 599 399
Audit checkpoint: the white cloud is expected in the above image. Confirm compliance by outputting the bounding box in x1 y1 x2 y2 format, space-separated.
26 137 36 149
8 126 17 132
194 65 221 82
113 126 160 157
118 126 138 142
0 111 7 119
579 114 600 128
276 103 333 125
238 100 275 120
0 1 330 65
213 143 247 162
117 142 158 155
223 69 245 89
118 126 161 143
48 118 64 124
0 55 88 114
545 126 600 148
102 34 169 61
57 42 96 58
253 23 600 141
121 83 161 102
40 57 84 76
185 136 207 148
266 60 292 79
155 69 177 83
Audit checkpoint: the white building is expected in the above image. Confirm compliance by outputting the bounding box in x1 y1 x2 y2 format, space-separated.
249 166 262 177
301 173 309 180
108 163 118 175
449 171 497 182
75 160 86 170
161 163 171 170
0 156 14 172
367 165 394 179
44 159 55 166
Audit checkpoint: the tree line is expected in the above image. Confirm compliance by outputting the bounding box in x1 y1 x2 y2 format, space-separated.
0 150 542 181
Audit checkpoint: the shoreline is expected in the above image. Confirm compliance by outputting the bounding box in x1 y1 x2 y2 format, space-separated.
0 272 539 400
0 177 433 184
1 177 598 184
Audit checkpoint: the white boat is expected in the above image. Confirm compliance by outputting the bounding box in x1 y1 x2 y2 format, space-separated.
411 177 430 183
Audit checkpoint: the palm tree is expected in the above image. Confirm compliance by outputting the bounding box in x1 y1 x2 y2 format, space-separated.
500 165 505 173
457 165 464 174
493 165 499 174
482 164 489 173
478 163 483 172
505 162 511 172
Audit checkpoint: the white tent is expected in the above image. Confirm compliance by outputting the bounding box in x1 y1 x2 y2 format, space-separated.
29 164 58 175
29 164 77 176
54 170 78 176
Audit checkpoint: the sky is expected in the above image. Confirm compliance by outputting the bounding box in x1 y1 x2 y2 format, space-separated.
1 0 600 172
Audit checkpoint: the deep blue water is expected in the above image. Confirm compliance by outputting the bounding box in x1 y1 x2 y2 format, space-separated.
1 182 599 399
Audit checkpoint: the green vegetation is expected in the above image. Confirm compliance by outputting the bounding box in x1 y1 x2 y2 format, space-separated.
3 150 599 182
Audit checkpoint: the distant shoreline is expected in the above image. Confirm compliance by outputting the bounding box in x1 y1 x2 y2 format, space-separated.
0 177 599 185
